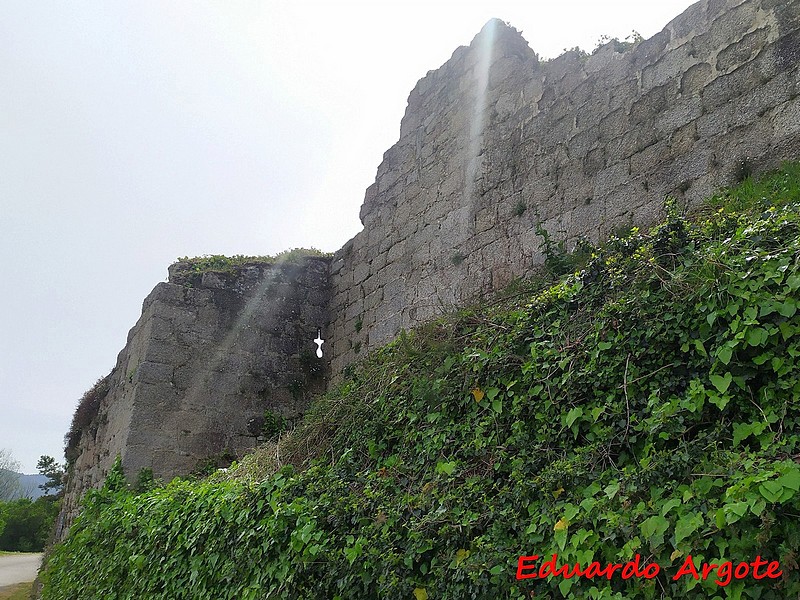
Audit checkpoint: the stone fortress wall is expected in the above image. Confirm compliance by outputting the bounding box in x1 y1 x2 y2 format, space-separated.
58 258 329 536
59 0 800 537
327 0 800 375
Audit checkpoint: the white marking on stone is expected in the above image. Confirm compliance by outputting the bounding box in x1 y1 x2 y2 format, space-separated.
314 329 324 358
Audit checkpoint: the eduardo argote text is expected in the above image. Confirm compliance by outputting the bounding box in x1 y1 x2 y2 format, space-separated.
517 553 782 587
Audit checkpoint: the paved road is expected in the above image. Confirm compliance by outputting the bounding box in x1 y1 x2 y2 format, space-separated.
0 553 42 586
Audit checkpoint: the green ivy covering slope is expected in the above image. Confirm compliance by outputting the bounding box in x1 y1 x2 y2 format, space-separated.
42 165 800 599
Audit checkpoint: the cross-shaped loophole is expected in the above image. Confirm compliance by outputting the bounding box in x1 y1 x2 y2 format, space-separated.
313 329 324 358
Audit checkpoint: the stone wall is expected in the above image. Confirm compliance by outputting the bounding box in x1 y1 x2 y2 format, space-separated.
327 0 800 376
57 257 330 537
59 0 800 539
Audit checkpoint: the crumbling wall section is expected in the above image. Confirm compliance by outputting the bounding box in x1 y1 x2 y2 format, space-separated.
58 257 330 538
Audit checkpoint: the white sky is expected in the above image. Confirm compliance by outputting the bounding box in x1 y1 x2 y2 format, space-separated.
0 0 696 473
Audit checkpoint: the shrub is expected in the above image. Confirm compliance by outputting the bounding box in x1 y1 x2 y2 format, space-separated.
64 374 112 464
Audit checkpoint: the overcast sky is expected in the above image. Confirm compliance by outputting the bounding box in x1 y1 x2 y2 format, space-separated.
0 0 696 474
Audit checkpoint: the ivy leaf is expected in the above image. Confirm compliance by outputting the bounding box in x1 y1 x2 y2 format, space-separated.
674 513 703 545
723 501 749 524
749 497 766 516
709 372 732 393
777 469 800 491
565 407 583 428
708 392 730 410
435 461 456 476
693 339 708 357
759 480 784 503
559 578 574 596
752 353 771 365
129 554 146 569
562 504 579 521
640 514 669 542
660 498 681 517
554 522 569 551
745 327 769 347
620 536 642 559
604 481 620 499
715 508 726 529
778 300 796 317
716 345 733 365
471 388 484 402
732 423 753 446
759 301 777 317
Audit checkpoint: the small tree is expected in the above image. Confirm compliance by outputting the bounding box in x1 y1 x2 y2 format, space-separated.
0 448 21 501
103 456 126 493
0 496 60 552
37 455 65 497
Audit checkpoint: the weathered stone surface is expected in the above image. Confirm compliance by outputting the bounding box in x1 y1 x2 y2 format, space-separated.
57 258 330 538
326 0 800 376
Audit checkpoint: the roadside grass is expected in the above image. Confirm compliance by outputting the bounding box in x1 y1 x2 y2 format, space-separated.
0 582 33 600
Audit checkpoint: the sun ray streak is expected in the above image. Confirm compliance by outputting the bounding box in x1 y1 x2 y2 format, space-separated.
180 257 318 426
464 20 497 224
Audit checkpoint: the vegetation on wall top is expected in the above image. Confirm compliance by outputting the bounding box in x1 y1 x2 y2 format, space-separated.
171 248 329 276
64 374 112 465
42 164 800 598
